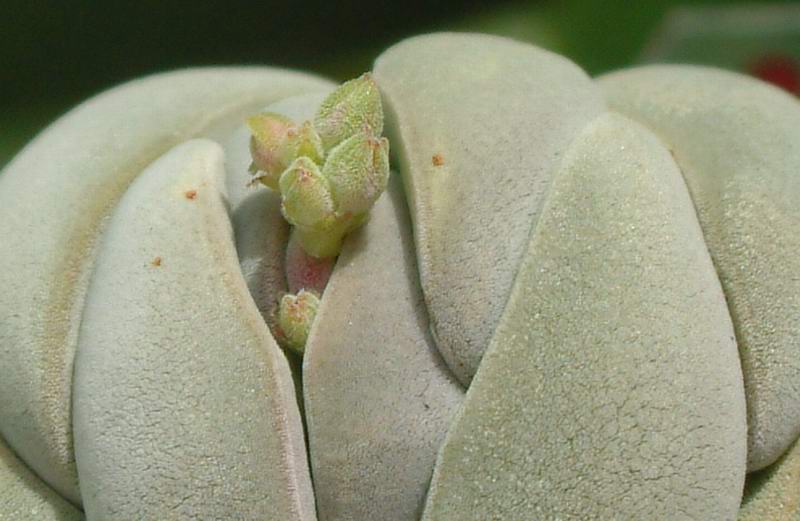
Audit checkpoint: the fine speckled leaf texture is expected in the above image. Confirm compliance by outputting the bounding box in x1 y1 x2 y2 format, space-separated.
72 141 316 520
0 67 331 505
600 65 800 471
0 436 83 520
422 114 746 520
374 33 606 385
303 175 464 521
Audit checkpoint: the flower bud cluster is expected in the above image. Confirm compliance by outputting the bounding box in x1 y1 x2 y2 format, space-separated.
248 73 389 259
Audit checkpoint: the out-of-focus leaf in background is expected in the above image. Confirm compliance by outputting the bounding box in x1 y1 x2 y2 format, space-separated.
1 0 797 169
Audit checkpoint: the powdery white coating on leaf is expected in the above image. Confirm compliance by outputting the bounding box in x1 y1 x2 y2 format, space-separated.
422 113 746 521
739 437 800 520
0 436 83 520
0 67 331 505
374 32 606 385
600 65 800 471
72 141 316 520
303 175 464 521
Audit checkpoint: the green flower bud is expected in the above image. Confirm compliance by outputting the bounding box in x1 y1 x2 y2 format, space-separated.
279 157 336 228
245 73 389 260
294 121 325 165
277 289 319 355
248 113 324 190
322 130 390 217
314 72 384 150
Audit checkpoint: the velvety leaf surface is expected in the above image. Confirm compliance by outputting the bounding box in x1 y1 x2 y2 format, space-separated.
72 141 316 520
422 113 746 520
374 32 606 385
303 175 464 521
0 67 330 505
0 436 83 520
601 65 800 471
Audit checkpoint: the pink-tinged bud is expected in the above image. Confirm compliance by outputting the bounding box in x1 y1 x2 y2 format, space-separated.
245 72 390 260
247 113 325 190
294 121 325 163
314 72 384 150
322 130 390 217
279 157 336 229
277 289 320 354
247 112 295 189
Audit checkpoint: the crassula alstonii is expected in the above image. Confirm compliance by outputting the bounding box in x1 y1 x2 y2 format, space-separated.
0 32 799 520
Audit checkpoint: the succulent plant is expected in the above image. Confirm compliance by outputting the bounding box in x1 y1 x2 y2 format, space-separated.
1 32 799 520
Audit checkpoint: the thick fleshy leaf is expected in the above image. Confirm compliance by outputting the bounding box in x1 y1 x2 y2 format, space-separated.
72 140 316 520
0 67 330 505
303 175 464 521
0 436 83 520
600 65 800 471
374 33 605 384
422 114 746 520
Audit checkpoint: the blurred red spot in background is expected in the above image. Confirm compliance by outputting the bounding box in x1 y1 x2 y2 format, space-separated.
749 54 800 95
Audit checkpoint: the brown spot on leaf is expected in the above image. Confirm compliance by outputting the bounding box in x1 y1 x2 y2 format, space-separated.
151 256 162 267
432 153 445 166
184 189 198 200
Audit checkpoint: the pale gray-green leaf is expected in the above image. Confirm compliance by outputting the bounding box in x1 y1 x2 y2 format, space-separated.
0 436 83 521
0 67 330 505
422 113 746 520
600 65 800 471
303 175 464 521
72 140 316 520
374 32 606 384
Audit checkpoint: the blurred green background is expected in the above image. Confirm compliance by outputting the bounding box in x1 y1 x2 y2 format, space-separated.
2 0 798 168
